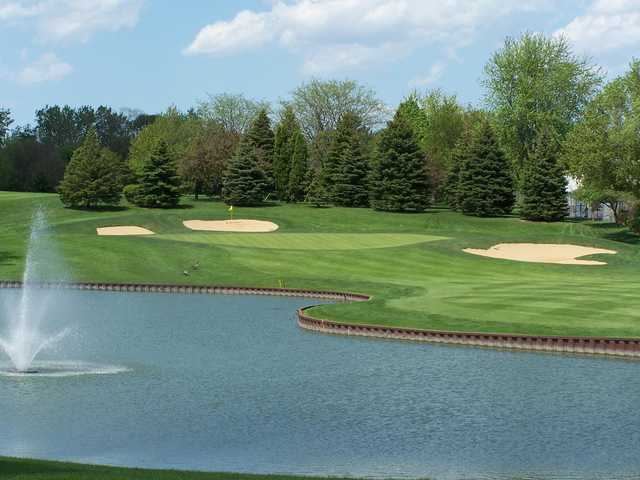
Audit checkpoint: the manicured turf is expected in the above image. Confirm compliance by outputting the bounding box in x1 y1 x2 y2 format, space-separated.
156 232 445 250
0 457 353 480
1 191 640 337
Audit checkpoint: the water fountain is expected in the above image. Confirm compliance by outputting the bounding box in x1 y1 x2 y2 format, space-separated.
0 208 71 374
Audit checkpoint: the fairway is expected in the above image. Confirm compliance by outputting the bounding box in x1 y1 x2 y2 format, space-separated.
1 192 640 338
156 232 446 250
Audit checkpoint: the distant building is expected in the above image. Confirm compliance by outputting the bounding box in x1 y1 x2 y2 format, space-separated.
566 177 616 222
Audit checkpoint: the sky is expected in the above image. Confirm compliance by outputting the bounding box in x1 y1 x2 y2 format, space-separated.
1 0 639 126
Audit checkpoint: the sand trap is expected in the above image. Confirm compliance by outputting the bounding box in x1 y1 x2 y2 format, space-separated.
97 226 155 236
183 219 279 233
463 243 617 265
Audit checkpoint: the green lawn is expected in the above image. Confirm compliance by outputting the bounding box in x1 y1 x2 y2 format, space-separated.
1 191 640 337
0 457 356 480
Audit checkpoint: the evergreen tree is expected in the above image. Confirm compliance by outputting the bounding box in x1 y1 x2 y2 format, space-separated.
444 133 473 211
325 112 371 206
521 128 568 221
444 148 462 210
305 168 331 207
246 109 275 193
133 140 181 208
324 112 358 198
370 112 430 212
333 142 370 207
59 128 123 208
288 130 309 202
273 106 299 200
458 121 514 216
222 137 268 206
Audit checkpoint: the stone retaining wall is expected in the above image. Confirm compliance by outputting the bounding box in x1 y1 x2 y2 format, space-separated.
2 280 638 358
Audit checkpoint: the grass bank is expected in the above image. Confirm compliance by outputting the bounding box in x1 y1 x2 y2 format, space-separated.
0 457 355 480
1 192 639 337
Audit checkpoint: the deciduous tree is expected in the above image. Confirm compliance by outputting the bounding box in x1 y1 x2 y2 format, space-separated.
289 79 387 140
483 32 601 181
562 60 640 224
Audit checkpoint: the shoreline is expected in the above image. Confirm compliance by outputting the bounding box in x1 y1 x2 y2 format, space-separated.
2 280 640 358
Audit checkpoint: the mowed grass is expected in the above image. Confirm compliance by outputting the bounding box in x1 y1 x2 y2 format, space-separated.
0 457 356 480
156 233 445 250
1 191 640 337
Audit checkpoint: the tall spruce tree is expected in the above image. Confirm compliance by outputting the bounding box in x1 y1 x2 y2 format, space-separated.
222 137 268 206
458 121 514 216
370 112 430 212
324 112 357 198
326 112 370 206
273 107 299 200
333 118 370 207
59 128 123 208
521 128 568 221
444 130 474 211
246 109 275 194
305 167 331 207
444 146 463 211
288 130 309 202
133 140 181 208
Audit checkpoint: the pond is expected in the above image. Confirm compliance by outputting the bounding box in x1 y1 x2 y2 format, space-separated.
1 289 639 480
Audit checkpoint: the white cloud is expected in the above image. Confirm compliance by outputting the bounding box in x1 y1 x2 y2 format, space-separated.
16 52 72 84
409 61 446 87
185 10 274 56
0 0 144 42
554 0 640 53
185 0 549 74
0 2 42 20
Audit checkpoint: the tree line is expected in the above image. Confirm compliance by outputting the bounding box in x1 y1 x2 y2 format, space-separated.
1 33 639 229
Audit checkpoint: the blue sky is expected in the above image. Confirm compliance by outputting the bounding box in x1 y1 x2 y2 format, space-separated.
1 0 639 126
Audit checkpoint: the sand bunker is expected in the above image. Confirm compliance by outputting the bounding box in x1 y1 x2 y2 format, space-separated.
183 219 279 233
463 243 617 265
97 226 155 236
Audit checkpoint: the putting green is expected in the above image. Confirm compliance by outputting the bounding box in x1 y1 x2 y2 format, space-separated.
155 233 446 250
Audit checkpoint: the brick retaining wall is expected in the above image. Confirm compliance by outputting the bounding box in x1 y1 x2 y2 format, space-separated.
297 306 640 358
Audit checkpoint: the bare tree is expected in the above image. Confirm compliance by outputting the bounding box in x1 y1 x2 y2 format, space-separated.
196 93 270 135
288 79 388 139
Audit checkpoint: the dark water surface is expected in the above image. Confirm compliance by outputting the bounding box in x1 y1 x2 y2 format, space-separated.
1 289 639 479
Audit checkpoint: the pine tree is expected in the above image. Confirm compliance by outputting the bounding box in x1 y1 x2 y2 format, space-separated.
59 128 123 208
134 140 181 208
288 130 309 202
246 109 275 194
324 112 360 200
521 127 568 221
444 151 462 210
222 137 268 206
458 121 514 216
273 107 299 200
444 136 471 211
370 112 430 212
305 168 331 207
